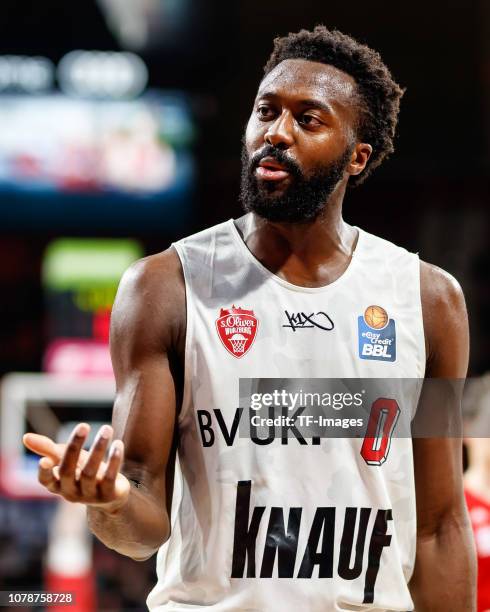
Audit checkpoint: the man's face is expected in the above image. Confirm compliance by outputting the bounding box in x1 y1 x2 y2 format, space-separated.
241 59 362 222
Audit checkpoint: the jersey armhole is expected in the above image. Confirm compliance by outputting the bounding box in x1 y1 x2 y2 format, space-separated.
172 241 194 426
415 254 427 379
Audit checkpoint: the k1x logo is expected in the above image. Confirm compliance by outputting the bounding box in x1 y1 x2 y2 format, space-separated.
283 310 334 332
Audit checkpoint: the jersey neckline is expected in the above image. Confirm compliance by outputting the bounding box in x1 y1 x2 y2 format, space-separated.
227 217 365 294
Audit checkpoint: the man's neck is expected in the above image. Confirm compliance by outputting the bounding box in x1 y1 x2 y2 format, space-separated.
235 197 359 288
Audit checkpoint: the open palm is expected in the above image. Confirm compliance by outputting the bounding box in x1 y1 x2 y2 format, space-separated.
23 423 130 511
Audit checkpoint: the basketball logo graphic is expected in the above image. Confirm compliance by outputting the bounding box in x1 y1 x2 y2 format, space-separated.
364 305 389 330
358 305 396 362
216 306 258 358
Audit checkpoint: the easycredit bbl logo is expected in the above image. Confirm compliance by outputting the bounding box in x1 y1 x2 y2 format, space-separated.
358 305 396 362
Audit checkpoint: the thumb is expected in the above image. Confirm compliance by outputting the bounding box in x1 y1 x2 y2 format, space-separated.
23 432 66 462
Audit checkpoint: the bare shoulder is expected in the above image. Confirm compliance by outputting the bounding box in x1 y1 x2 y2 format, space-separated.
120 246 184 295
419 260 468 376
420 260 465 310
112 246 185 353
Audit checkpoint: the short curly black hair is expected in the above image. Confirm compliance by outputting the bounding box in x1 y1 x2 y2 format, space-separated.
264 26 404 187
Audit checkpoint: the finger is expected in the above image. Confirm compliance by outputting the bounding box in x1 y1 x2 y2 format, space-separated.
23 433 62 462
58 423 90 497
38 457 61 495
98 440 124 500
79 425 112 498
23 432 91 467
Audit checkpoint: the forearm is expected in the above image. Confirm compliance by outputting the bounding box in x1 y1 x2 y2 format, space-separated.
86 484 169 561
409 514 476 611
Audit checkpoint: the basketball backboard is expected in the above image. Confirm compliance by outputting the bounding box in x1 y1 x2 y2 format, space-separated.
0 373 115 499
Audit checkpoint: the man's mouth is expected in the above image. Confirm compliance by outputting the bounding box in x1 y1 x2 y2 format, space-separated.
255 157 290 182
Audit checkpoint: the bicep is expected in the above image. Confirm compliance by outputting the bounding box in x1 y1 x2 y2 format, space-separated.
421 261 469 379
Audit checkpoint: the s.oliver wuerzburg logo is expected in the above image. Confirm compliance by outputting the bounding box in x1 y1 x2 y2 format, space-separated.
216 306 258 358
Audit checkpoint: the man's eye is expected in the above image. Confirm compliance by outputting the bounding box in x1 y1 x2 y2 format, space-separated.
257 106 274 119
300 114 321 126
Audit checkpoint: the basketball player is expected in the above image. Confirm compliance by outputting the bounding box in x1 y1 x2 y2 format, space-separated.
23 26 476 610
464 375 490 612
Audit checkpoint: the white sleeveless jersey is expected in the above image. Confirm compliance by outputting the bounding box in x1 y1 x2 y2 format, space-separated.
147 217 426 612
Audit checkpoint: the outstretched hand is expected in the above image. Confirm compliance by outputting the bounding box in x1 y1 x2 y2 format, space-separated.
23 423 131 512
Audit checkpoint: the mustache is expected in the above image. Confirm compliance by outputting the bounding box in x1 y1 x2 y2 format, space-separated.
248 145 302 177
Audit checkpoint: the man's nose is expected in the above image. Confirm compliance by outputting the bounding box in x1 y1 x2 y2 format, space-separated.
264 111 295 149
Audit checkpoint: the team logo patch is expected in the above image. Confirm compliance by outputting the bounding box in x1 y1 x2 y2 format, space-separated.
358 305 396 362
216 305 258 358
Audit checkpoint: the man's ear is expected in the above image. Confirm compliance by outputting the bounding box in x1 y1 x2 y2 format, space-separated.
347 143 373 176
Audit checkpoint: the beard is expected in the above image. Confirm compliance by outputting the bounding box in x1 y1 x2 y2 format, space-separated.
240 143 353 223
